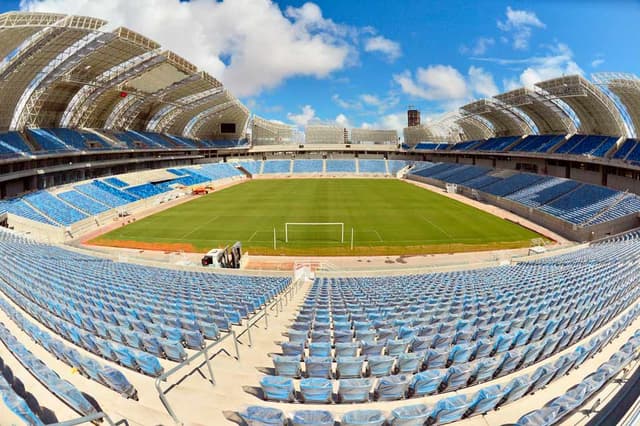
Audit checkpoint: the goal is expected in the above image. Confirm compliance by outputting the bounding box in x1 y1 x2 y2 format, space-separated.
285 222 344 243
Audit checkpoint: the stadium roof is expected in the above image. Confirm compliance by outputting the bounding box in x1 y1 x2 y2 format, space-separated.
460 98 534 137
494 87 578 135
0 11 248 140
535 75 628 137
594 72 640 138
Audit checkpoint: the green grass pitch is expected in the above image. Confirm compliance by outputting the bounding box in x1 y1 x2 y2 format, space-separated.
92 179 542 255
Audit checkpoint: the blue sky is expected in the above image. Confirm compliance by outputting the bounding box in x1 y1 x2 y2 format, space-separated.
4 0 640 131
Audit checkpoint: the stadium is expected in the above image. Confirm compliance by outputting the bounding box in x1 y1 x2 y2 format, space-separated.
0 2 639 426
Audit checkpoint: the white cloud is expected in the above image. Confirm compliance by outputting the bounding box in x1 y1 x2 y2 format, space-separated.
468 66 499 97
364 35 402 62
518 43 583 88
394 65 468 101
360 94 382 106
497 6 545 50
334 113 350 127
460 37 495 56
591 58 605 68
20 0 359 97
331 94 361 110
394 65 499 103
287 105 316 127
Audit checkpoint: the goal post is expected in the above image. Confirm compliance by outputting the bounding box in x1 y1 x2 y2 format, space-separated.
285 222 344 243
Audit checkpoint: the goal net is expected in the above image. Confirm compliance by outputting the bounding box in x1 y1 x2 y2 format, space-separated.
285 222 344 243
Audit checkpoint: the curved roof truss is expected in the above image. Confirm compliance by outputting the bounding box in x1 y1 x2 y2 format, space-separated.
535 74 627 136
460 98 534 137
494 87 577 134
593 72 640 138
455 114 494 141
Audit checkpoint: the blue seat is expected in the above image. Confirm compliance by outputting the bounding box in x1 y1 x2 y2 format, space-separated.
239 406 287 426
183 330 204 349
396 352 423 374
299 378 333 403
470 357 500 384
466 384 504 416
142 336 164 357
337 356 364 379
309 342 331 357
431 395 470 424
389 403 431 426
98 366 137 399
387 338 411 356
338 378 372 403
440 365 472 392
291 410 334 426
260 376 294 402
342 409 385 426
375 374 410 401
516 406 561 426
113 345 138 369
281 342 304 359
361 341 385 356
161 340 187 362
409 369 444 397
335 342 359 357
424 349 447 369
529 365 556 394
366 355 394 377
500 375 531 406
305 356 332 378
134 351 163 377
447 343 474 365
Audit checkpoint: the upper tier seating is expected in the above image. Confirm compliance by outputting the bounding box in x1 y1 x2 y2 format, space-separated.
509 135 566 153
450 140 483 151
555 135 618 157
263 160 292 174
124 184 165 199
293 160 324 174
0 131 32 157
104 177 128 188
539 184 622 225
481 174 547 197
414 142 448 150
48 129 111 150
5 200 56 226
473 136 520 152
326 160 356 173
613 139 637 162
358 160 387 174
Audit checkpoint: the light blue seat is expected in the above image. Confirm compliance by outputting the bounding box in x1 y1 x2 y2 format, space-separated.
409 369 444 397
337 356 364 379
142 336 164 357
183 330 204 349
299 378 333 403
287 329 308 344
161 340 187 362
200 322 220 340
529 365 556 393
424 349 447 369
0 387 45 426
396 352 423 374
335 342 359 358
375 374 410 401
516 406 561 426
342 409 385 426
281 342 305 359
500 375 531 406
305 356 332 378
239 406 287 426
447 342 474 365
291 410 334 426
309 342 331 357
334 329 354 344
431 395 470 424
387 338 411 356
260 376 294 402
272 355 301 378
134 351 163 377
467 384 504 416
389 403 431 426
338 378 372 403
470 357 500 384
496 348 524 377
366 355 394 377
98 366 137 399
440 365 472 392
113 345 138 369
361 341 385 356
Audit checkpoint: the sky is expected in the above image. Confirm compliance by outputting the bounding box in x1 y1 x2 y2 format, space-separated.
3 0 640 133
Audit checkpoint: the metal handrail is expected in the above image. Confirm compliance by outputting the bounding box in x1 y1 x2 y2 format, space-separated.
49 412 118 426
155 330 240 424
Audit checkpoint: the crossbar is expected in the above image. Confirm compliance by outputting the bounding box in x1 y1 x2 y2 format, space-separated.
285 222 344 243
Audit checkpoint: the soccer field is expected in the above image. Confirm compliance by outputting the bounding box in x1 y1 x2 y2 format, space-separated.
92 179 541 255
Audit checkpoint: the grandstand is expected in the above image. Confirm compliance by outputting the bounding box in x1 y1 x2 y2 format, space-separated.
0 8 639 426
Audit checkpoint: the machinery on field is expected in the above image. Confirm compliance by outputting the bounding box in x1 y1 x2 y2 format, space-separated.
201 241 242 268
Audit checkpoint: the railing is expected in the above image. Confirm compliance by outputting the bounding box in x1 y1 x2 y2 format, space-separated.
49 412 120 426
235 277 303 347
154 330 240 425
